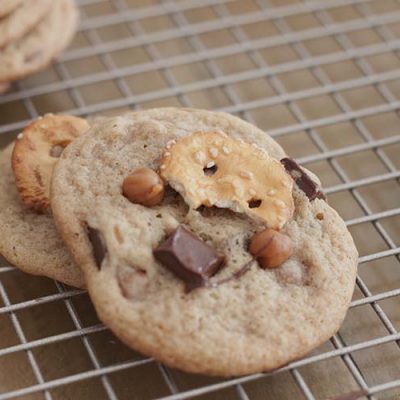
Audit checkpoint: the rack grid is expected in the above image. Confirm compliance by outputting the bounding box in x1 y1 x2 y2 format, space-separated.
0 0 399 399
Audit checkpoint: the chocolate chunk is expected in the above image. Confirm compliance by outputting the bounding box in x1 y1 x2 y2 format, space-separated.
153 225 225 290
87 226 107 269
280 157 326 201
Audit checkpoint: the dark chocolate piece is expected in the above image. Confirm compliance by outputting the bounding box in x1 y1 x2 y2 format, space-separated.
280 157 326 201
87 226 107 269
153 225 225 290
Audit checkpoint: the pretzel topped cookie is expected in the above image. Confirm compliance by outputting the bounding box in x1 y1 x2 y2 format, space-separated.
160 131 294 229
12 114 89 212
50 108 358 377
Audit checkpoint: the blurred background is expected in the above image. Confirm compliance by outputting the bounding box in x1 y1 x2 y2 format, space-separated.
0 1 400 399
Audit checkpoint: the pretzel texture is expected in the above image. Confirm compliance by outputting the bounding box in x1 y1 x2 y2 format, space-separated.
12 114 89 212
160 131 294 229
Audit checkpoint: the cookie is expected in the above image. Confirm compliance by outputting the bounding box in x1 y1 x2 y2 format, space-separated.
0 0 78 83
51 108 358 376
0 0 52 48
0 0 23 18
0 143 84 288
12 114 90 212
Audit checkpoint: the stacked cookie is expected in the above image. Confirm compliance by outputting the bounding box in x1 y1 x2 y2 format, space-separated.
0 108 358 376
0 0 78 94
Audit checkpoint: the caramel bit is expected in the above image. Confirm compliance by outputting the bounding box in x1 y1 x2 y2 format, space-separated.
122 168 165 207
159 131 294 229
249 228 293 269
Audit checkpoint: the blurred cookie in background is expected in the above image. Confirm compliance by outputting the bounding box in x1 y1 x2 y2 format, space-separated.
0 0 52 48
0 0 79 95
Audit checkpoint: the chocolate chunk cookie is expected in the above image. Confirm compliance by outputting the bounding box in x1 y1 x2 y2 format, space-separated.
51 108 358 376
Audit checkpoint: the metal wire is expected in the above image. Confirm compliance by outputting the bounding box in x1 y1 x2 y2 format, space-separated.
0 0 399 399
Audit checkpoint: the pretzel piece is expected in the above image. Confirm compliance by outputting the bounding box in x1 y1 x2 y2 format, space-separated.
12 114 89 212
160 131 294 229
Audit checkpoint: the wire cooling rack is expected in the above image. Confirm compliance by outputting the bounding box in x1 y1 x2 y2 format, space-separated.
0 0 399 399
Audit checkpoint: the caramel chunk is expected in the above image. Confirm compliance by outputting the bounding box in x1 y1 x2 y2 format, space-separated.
249 228 293 269
123 168 165 207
